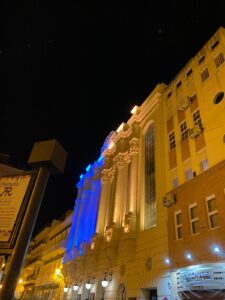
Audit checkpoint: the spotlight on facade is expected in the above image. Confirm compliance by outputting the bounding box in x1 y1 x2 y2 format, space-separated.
214 246 220 253
116 123 124 133
101 270 112 288
108 142 114 149
165 258 170 264
64 286 68 293
186 253 192 260
55 268 60 276
131 105 139 115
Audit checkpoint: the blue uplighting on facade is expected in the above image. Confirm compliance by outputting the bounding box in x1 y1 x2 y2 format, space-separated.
85 164 91 172
65 155 104 261
79 174 83 180
98 155 103 163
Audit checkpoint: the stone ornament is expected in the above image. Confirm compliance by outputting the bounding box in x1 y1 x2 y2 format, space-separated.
129 138 139 155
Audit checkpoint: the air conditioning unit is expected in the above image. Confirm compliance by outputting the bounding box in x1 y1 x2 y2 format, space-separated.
189 125 202 139
178 100 190 111
162 193 176 207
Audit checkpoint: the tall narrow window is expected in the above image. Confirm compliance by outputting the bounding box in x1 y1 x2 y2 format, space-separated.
201 68 209 82
193 109 203 130
180 121 189 141
145 124 156 229
206 195 219 229
189 204 200 235
169 131 176 150
174 211 183 240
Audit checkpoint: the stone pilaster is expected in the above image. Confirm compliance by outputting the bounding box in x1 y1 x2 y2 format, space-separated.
113 153 127 225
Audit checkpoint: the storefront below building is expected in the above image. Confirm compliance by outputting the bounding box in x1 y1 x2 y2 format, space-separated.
176 263 225 299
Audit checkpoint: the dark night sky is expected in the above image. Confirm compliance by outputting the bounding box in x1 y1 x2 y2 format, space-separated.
1 1 225 235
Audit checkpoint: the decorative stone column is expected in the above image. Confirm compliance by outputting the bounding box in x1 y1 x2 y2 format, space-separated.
95 168 112 235
113 153 127 225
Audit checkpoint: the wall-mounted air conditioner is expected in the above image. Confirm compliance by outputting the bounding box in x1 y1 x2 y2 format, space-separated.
162 193 176 207
178 96 194 111
178 100 190 111
189 124 202 139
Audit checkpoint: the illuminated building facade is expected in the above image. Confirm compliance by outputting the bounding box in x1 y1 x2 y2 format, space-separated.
63 82 170 300
164 26 225 299
15 210 72 300
62 26 225 300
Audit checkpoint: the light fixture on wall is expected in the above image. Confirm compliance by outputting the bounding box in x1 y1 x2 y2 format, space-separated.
73 279 82 291
101 269 112 288
85 273 95 290
64 286 68 293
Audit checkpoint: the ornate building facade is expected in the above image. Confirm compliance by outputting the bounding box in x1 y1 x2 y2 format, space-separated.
62 26 225 300
63 82 170 300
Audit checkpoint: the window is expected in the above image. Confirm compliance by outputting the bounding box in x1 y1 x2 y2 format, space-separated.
193 109 203 130
189 204 200 235
213 91 224 104
214 53 224 68
145 124 156 229
176 81 182 89
201 68 209 82
169 131 176 150
211 40 219 50
200 158 208 172
185 168 193 180
198 56 205 64
206 195 219 229
167 91 172 98
186 69 193 77
172 177 179 188
180 121 189 141
174 211 183 240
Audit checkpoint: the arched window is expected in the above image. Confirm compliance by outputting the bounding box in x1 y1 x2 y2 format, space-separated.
144 123 156 229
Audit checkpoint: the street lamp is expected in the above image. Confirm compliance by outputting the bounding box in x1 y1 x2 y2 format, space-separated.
101 269 112 288
85 273 95 290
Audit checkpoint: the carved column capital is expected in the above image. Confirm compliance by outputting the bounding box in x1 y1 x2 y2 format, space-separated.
101 167 114 184
114 153 127 169
129 138 139 155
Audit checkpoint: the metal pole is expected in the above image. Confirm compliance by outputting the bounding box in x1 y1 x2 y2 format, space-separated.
0 167 50 300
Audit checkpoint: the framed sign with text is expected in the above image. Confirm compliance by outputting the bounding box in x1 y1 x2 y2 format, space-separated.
0 171 37 249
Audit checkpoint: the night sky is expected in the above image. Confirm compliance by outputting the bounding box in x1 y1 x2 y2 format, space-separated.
1 1 225 235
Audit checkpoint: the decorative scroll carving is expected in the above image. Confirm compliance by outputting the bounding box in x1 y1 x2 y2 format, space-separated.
114 153 127 169
129 138 139 155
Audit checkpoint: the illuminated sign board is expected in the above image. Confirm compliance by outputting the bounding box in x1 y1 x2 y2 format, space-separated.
177 263 225 291
0 172 36 249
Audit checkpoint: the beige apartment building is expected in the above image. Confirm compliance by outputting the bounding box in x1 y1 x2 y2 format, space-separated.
61 26 225 300
164 27 225 299
15 210 72 300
